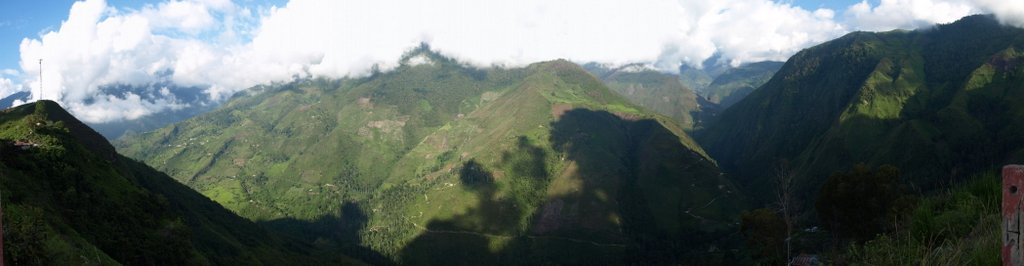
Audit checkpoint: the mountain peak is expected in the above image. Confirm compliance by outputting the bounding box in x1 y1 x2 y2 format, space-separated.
528 59 590 75
6 100 118 161
943 14 999 28
398 43 459 67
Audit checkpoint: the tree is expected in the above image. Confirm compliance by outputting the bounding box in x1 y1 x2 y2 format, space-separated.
815 164 903 241
774 160 796 264
740 208 786 264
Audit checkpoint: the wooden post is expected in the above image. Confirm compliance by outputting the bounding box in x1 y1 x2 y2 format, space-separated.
1004 165 1024 266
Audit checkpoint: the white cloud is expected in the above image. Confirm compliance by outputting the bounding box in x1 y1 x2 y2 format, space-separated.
140 0 217 34
841 0 1024 31
16 0 248 123
404 54 435 67
225 0 846 84
10 0 1022 123
971 0 1024 27
843 0 978 31
65 92 189 122
0 77 19 98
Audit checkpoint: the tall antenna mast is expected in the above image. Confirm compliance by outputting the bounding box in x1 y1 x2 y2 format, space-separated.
39 59 43 101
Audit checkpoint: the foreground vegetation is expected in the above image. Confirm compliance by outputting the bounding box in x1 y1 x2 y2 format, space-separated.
843 172 999 265
741 165 1000 265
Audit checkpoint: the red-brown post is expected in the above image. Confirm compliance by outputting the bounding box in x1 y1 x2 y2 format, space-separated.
1004 165 1024 266
1 189 4 266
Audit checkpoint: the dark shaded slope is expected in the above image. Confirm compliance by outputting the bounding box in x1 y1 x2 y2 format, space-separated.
0 101 358 265
400 96 742 265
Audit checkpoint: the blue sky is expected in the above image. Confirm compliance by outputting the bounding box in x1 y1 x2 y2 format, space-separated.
0 0 285 72
0 1 77 72
0 1 150 71
790 0 862 11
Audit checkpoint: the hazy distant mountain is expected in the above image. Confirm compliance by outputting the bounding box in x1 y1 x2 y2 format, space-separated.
677 55 732 92
117 48 745 264
584 63 716 131
0 91 30 109
702 61 783 109
89 82 218 139
674 57 782 108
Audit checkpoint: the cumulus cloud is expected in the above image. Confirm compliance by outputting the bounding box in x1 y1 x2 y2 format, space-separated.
9 0 1022 123
841 0 1024 31
843 0 978 31
970 0 1024 27
16 0 250 122
0 77 19 98
235 0 845 77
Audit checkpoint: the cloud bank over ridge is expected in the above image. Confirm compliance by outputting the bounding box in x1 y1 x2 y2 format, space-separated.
9 0 1024 123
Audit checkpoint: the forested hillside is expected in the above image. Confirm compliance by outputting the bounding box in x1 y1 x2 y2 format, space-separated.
117 50 746 264
699 15 1024 204
0 101 359 265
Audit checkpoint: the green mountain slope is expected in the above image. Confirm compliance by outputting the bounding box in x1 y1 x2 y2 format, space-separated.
678 61 731 92
584 64 715 131
699 15 1024 204
0 101 358 265
703 61 783 109
582 61 779 131
117 50 745 264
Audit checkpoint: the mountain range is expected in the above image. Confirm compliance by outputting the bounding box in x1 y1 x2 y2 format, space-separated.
116 51 745 264
2 13 1019 265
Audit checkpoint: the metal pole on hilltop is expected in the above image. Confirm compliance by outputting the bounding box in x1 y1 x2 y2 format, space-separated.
38 59 42 101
